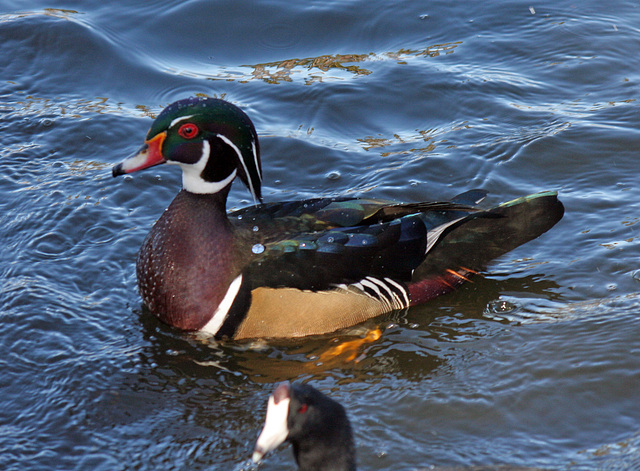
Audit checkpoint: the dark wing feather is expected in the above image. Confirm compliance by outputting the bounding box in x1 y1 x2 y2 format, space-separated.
230 196 483 291
230 191 563 293
413 191 565 279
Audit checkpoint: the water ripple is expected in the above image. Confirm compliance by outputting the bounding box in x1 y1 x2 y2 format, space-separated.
1 1 640 470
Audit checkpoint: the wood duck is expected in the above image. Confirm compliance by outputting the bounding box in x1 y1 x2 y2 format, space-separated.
112 97 564 339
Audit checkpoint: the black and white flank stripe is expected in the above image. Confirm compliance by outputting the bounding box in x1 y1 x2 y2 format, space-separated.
335 276 410 310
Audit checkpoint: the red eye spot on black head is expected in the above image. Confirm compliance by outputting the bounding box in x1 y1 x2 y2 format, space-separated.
299 403 308 414
178 123 199 139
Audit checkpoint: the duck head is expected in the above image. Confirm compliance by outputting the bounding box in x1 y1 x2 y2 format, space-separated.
253 382 357 471
113 97 262 202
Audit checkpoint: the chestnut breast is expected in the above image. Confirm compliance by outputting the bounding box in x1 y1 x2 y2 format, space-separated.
137 190 240 330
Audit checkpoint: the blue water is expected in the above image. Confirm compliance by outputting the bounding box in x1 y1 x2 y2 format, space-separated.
1 1 640 470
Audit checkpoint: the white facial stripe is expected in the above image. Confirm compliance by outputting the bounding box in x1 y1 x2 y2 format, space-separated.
200 275 243 335
217 134 260 203
253 393 291 463
169 114 194 129
251 140 262 180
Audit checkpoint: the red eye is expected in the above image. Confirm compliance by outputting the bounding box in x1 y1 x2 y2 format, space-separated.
299 404 308 414
178 123 199 139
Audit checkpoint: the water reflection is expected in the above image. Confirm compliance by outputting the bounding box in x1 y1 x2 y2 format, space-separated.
200 42 463 84
2 95 138 119
0 8 80 23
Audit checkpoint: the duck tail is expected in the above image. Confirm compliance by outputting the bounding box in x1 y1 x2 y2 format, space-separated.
408 191 564 305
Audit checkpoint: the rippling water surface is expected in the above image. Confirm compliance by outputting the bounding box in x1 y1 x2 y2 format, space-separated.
2 1 640 470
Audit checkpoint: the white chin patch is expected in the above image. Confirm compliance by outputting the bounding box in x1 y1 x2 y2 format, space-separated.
253 392 290 462
178 140 237 194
